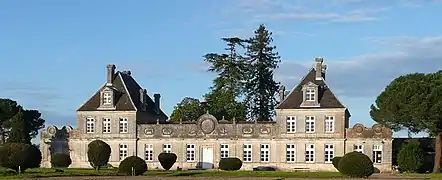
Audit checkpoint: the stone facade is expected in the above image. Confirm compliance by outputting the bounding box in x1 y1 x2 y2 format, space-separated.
40 58 393 172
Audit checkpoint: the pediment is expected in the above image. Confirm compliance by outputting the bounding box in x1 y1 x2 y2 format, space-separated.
302 81 318 88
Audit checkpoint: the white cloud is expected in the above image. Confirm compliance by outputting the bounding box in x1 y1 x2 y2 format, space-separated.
276 36 442 97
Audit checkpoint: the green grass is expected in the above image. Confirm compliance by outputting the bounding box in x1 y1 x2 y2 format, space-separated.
398 172 442 179
0 168 344 179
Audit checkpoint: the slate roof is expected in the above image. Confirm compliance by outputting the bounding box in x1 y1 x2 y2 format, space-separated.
276 67 345 109
77 71 168 119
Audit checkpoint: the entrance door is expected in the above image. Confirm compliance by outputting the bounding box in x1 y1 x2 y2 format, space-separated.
201 147 214 169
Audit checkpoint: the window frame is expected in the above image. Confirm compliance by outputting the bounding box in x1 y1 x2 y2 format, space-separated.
243 144 252 162
86 118 95 133
286 116 296 133
286 144 296 162
145 144 153 161
305 144 315 163
325 116 334 133
305 116 316 133
119 118 128 133
324 144 334 163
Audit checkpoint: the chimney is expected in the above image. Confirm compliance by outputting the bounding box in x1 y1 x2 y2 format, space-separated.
139 89 146 104
154 94 161 113
106 64 116 84
278 85 285 102
315 57 324 80
322 64 327 80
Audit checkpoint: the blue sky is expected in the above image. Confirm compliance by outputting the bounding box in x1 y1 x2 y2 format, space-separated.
1 0 441 142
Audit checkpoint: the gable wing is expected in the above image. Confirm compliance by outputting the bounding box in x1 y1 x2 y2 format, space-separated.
276 68 345 109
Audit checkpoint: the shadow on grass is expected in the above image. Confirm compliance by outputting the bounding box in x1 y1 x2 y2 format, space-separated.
171 172 203 176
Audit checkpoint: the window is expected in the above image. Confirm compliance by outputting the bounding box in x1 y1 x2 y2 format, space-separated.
163 144 171 153
354 144 364 153
324 144 334 163
119 144 128 161
325 116 334 132
260 144 270 162
305 116 315 133
305 88 315 101
103 92 112 105
145 144 153 161
305 144 315 163
102 118 111 133
220 144 229 158
286 116 296 133
86 118 95 133
186 144 195 162
243 144 252 162
286 144 296 162
119 118 128 133
373 145 383 163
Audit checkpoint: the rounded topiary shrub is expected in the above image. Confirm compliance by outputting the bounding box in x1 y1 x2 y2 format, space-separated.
158 152 177 170
397 142 425 173
51 153 72 168
0 143 35 173
87 140 111 170
219 157 242 171
118 156 147 176
338 151 374 178
28 144 42 168
332 157 342 170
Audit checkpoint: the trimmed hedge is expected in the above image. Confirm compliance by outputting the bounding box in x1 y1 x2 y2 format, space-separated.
219 157 242 171
397 142 425 173
87 140 111 170
332 156 342 170
118 156 147 176
51 153 72 168
0 143 39 173
158 152 177 170
338 151 374 178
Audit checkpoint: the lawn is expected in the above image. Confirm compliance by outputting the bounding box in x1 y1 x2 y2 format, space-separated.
0 168 344 179
399 172 442 179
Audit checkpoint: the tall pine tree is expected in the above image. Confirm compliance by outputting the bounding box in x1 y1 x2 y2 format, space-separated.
203 37 248 120
244 24 281 121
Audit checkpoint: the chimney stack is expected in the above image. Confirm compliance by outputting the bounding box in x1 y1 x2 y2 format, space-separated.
278 85 285 102
107 64 116 84
139 89 147 104
154 94 161 113
315 57 324 80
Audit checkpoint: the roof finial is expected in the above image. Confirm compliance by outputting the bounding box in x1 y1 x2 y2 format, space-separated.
156 118 160 124
232 117 236 124
179 118 182 124
255 119 258 124
222 116 225 120
206 110 209 114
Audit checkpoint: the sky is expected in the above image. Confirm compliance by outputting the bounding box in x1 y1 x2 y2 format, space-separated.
1 0 441 143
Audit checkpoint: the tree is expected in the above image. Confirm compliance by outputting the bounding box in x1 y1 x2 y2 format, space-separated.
0 98 45 144
7 110 31 144
204 89 246 120
0 99 21 143
370 71 442 173
243 24 281 121
203 37 248 121
0 143 38 173
87 140 111 170
170 97 205 121
397 142 425 173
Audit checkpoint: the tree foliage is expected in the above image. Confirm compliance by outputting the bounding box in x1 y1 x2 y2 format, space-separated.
51 153 72 168
202 37 248 121
87 140 111 170
170 97 205 121
243 24 281 121
118 156 147 176
158 152 177 170
370 71 442 172
338 152 374 178
0 98 45 144
397 142 425 173
0 143 41 173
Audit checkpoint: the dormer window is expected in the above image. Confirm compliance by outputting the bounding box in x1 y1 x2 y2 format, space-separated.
103 92 112 105
305 89 315 101
300 82 320 107
98 87 116 110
